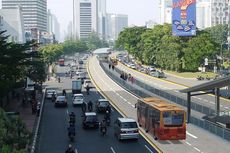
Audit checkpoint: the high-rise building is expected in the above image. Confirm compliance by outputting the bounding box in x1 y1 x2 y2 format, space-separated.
47 9 60 41
196 0 211 29
145 20 157 29
97 0 106 39
106 14 128 41
0 7 25 43
159 0 172 24
73 0 97 39
211 0 229 26
2 0 47 32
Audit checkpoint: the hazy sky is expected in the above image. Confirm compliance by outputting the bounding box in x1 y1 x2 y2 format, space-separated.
47 0 160 40
1 0 160 40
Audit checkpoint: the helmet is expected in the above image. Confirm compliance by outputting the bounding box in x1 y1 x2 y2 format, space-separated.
68 144 72 148
106 110 109 114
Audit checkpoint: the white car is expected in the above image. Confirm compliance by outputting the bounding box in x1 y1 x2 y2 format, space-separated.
83 79 91 88
72 94 84 105
129 64 136 69
46 89 57 99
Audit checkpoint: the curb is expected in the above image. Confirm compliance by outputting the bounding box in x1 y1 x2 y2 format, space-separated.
87 57 163 153
30 88 46 153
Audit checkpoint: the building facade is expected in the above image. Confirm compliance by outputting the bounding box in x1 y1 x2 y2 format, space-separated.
196 0 211 29
47 9 60 41
2 0 47 32
159 0 172 24
0 7 25 43
97 0 106 38
106 14 128 41
73 0 97 39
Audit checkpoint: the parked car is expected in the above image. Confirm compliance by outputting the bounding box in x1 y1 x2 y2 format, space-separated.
114 118 139 141
72 93 84 105
55 96 67 107
149 70 165 78
129 64 136 69
96 99 110 113
82 112 99 129
46 89 57 99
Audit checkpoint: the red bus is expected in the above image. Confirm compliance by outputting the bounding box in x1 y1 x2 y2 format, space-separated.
59 59 65 66
137 97 186 140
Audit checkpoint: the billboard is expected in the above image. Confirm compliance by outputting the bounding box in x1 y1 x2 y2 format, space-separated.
172 0 196 36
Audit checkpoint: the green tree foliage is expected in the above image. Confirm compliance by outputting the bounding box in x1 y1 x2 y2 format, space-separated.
116 24 220 72
62 40 88 54
39 44 63 64
115 26 147 62
0 108 29 152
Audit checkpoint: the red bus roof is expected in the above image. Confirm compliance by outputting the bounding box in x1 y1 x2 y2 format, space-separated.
139 97 184 112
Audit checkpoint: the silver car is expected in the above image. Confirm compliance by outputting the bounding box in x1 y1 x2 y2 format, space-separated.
46 89 57 99
114 118 139 140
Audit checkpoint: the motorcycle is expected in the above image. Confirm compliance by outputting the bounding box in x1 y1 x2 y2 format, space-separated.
68 133 74 142
197 76 204 80
100 127 106 136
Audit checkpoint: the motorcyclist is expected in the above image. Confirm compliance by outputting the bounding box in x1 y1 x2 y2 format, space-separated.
69 112 75 124
106 105 111 114
58 76 61 83
88 100 93 111
100 119 107 135
51 93 56 103
104 110 110 126
86 84 90 95
68 125 75 137
62 89 66 96
65 144 75 153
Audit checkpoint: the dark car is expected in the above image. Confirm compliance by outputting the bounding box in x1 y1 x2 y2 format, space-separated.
82 112 99 129
96 99 110 113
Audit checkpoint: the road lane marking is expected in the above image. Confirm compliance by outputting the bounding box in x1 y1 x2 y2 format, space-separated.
186 131 198 139
203 99 208 102
75 149 78 153
128 102 131 105
185 141 192 146
225 107 229 109
110 147 116 153
220 104 223 107
209 101 215 104
131 105 135 108
66 109 69 115
145 145 154 153
194 147 201 152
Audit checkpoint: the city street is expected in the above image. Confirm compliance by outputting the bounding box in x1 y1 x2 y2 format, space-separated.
88 55 230 153
37 57 157 153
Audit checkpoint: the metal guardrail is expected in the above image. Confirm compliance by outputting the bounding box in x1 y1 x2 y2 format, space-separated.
100 62 230 141
30 88 46 153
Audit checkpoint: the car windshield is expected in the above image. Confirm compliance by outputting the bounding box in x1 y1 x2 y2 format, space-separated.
47 90 55 93
99 101 109 106
86 115 98 122
121 122 137 128
57 96 65 101
75 95 83 99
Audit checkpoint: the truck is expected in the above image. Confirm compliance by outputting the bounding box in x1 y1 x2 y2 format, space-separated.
72 80 82 94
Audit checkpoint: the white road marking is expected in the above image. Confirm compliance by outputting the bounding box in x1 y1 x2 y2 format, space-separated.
75 149 78 153
131 105 135 108
128 102 131 105
123 99 127 102
220 105 223 107
225 107 229 109
175 90 179 93
194 97 199 99
66 109 69 115
203 99 208 102
186 131 198 139
194 147 201 152
145 145 154 153
110 147 116 153
185 141 192 146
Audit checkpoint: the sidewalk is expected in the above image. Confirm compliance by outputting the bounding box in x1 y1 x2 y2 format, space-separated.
4 89 42 133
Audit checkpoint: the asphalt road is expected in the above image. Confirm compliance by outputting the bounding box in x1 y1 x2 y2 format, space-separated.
37 55 157 153
88 55 230 153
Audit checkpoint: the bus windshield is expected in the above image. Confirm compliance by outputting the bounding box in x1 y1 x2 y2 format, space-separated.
163 111 184 127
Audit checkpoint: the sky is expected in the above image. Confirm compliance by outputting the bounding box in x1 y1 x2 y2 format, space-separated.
47 0 160 40
0 0 160 40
